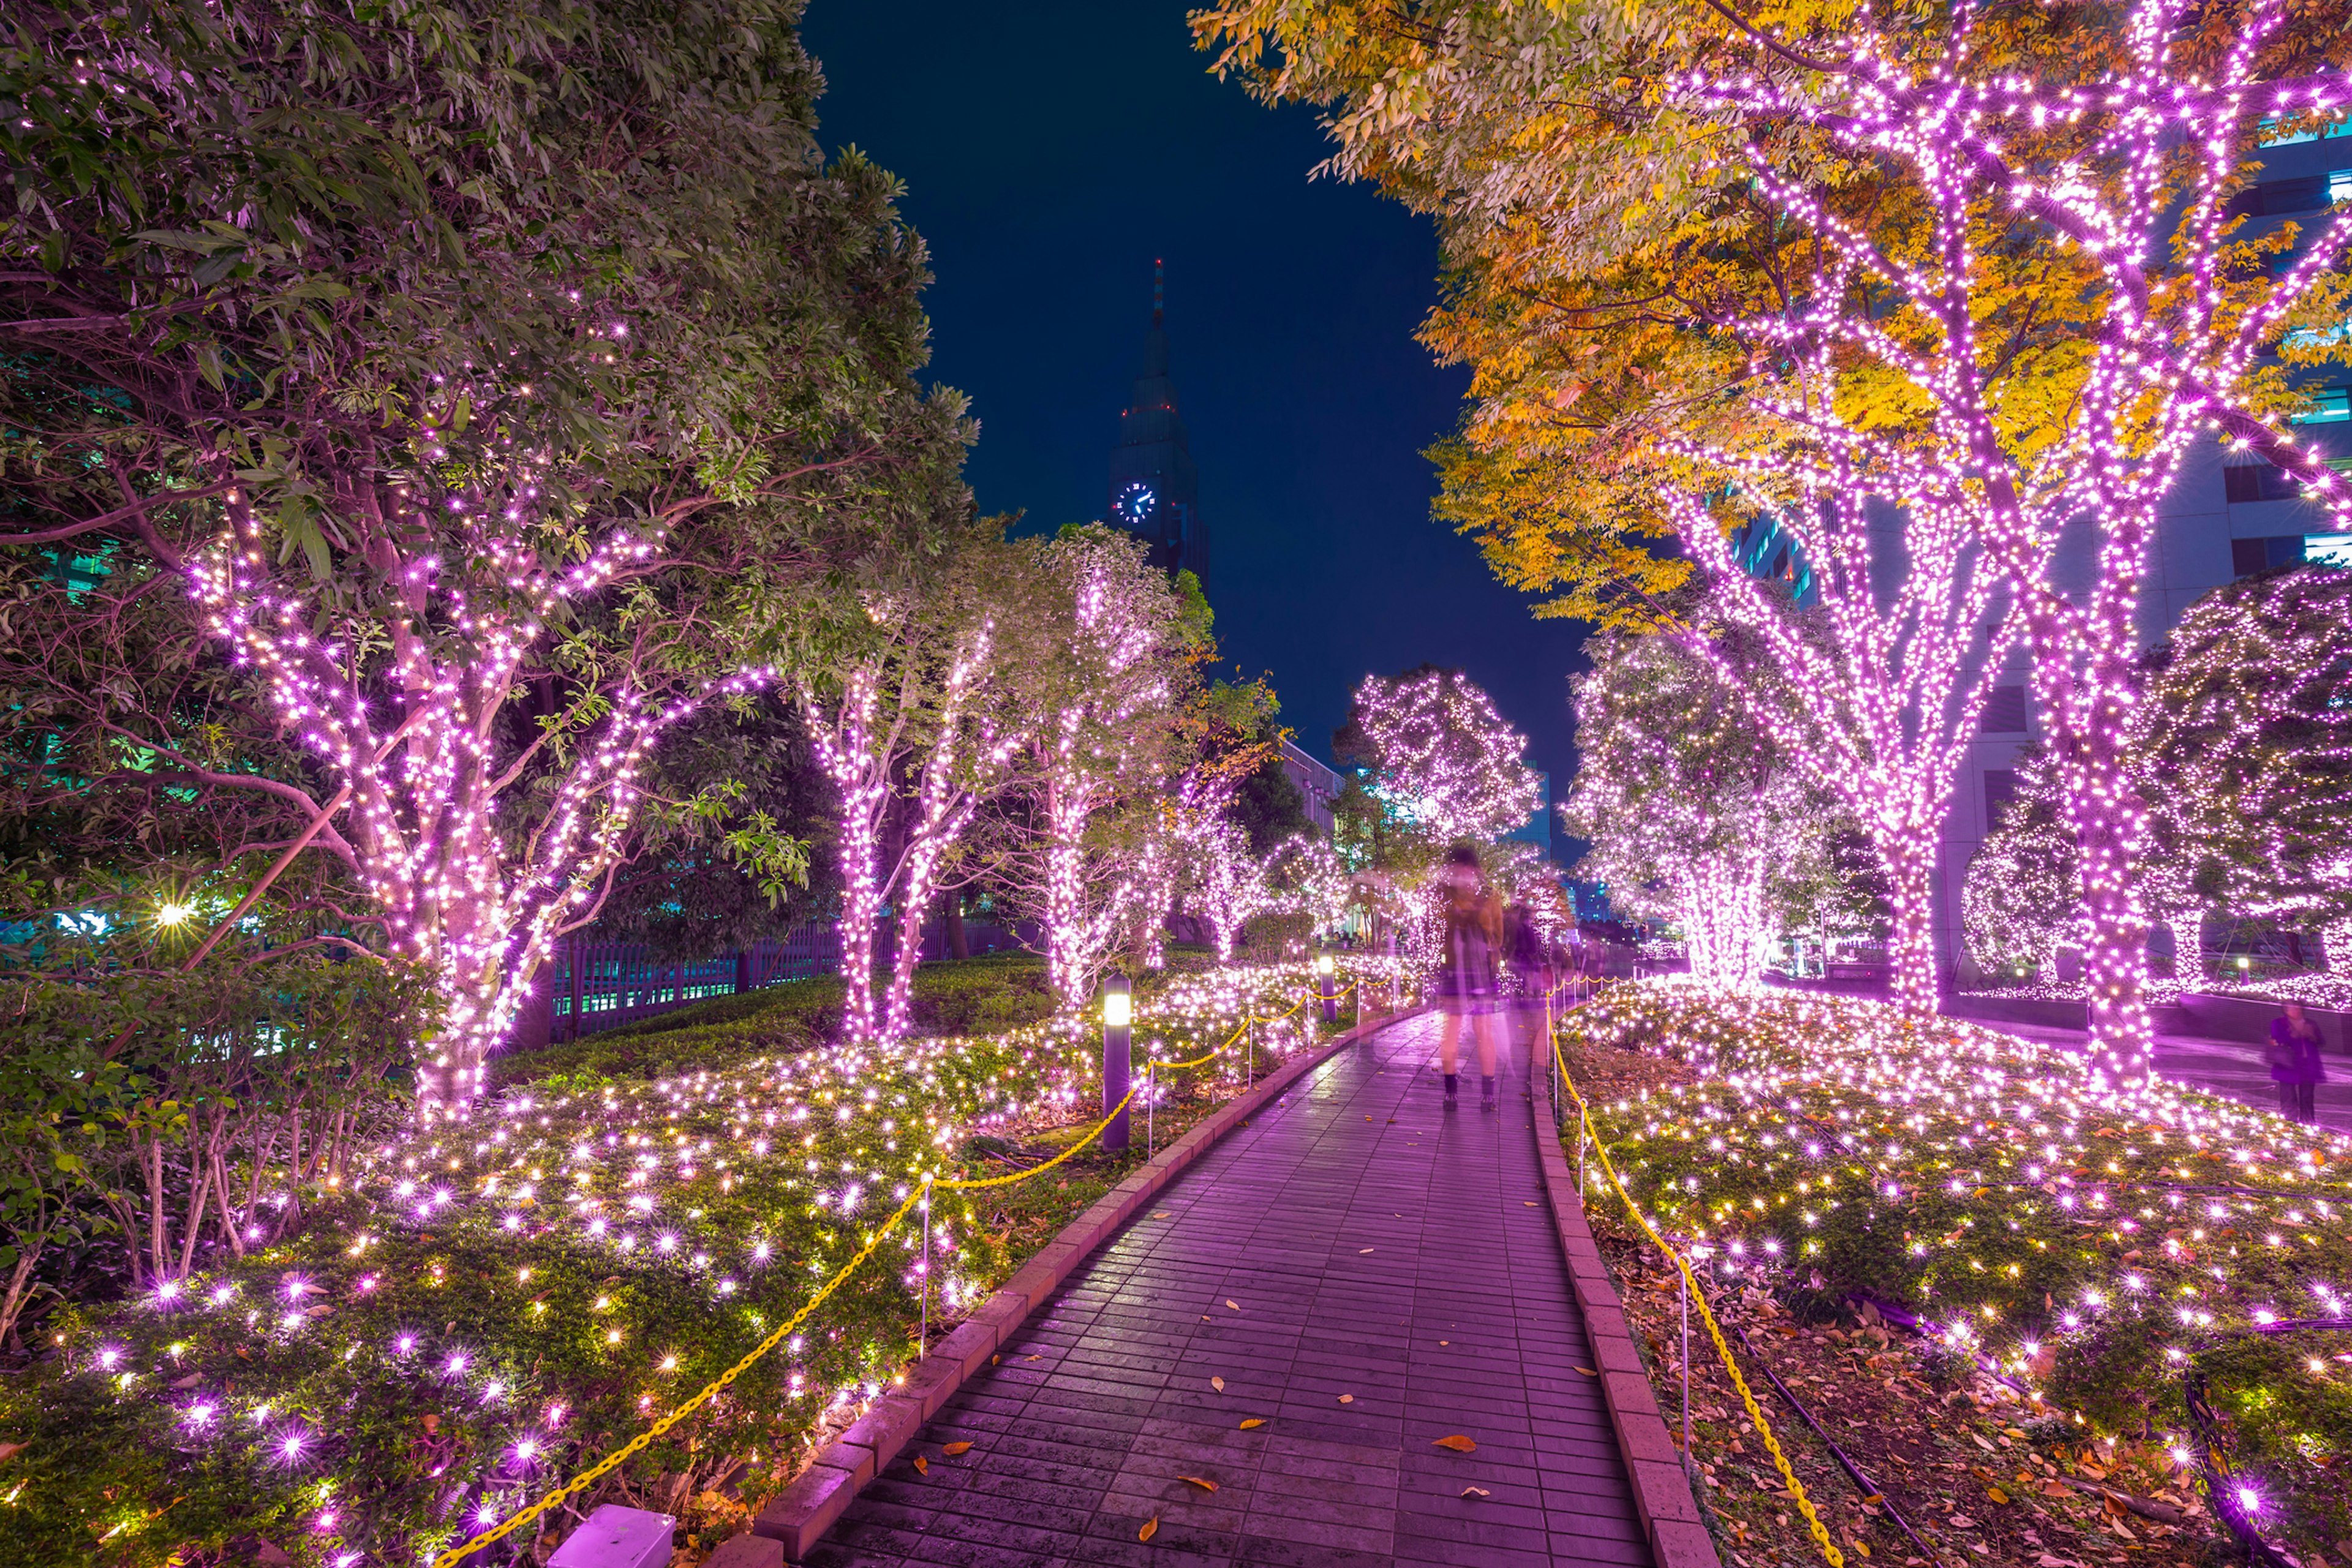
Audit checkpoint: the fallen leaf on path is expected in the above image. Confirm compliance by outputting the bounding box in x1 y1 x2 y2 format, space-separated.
1359 1248 1374 1254
1210 1376 1224 1392
1460 1487 1490 1499
1178 1476 1218 1493
1523 1202 1537 1207
1337 1394 1354 1404
1988 1487 2010 1504
1238 1419 1265 1430
1139 1517 1158 1542
1225 1300 1238 1311
1574 1366 1598 1377
1025 1354 1042 1362
913 1456 928 1474
941 1442 972 1456
1949 1515 1977 1529
1439 1341 1449 1346
1152 1212 1170 1219
1433 1435 1478 1453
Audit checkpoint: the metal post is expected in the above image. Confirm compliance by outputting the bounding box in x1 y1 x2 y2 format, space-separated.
1577 1110 1588 1196
1147 1060 1156 1158
1245 1009 1254 1093
918 1177 933 1359
1680 1258 1692 1458
1102 976 1132 1154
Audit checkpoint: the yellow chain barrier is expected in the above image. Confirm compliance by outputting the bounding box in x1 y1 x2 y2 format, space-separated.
429 1185 926 1568
434 971 1347 1564
1553 1030 1847 1568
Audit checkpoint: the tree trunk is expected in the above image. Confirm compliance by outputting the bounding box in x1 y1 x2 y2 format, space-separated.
1880 837 1939 1016
945 894 968 960
2054 723 2154 1080
0 1249 38 1351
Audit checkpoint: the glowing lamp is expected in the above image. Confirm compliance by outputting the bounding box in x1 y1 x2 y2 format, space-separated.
1102 989 1132 1029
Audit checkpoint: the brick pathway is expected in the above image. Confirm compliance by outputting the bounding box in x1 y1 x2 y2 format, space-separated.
810 1011 1652 1568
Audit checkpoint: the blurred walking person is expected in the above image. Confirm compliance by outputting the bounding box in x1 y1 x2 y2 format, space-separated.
2269 1001 2326 1124
1501 895 1550 1081
1434 845 1502 1110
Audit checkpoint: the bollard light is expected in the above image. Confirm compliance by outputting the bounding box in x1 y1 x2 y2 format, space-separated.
1314 954 1337 1023
1100 974 1131 1153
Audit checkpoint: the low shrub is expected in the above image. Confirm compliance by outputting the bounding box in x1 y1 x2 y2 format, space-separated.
1560 982 2351 1560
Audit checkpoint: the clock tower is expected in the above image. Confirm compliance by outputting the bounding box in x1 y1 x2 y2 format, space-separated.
1108 261 1207 584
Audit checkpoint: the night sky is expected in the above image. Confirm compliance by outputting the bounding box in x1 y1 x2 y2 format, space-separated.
798 0 1592 856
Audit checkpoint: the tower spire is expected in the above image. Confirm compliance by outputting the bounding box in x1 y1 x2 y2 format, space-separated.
1152 258 1163 328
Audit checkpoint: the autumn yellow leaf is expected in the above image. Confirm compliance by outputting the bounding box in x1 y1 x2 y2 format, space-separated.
913 1455 929 1474
1210 1376 1224 1392
1989 1487 2011 1504
1338 1393 1354 1404
1139 1517 1158 1542
941 1442 972 1457
1178 1476 1219 1493
1460 1487 1491 1499
1239 1419 1266 1430
1433 1434 1478 1452
1225 1299 1238 1310
1574 1366 1599 1377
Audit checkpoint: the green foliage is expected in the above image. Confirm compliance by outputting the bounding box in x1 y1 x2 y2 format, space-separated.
0 956 1327 1565
1229 756 1313 856
1563 983 2351 1555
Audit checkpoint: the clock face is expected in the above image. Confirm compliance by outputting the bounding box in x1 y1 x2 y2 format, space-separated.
1115 481 1156 523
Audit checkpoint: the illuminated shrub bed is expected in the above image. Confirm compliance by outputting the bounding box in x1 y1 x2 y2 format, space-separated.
0 959 1346 1567
1561 982 2351 1558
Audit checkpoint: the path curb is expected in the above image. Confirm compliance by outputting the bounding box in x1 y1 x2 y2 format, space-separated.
749 1001 1424 1562
1533 1046 1724 1568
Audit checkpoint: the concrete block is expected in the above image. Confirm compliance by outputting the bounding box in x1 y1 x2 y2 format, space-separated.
748 1461 858 1558
549 1505 674 1568
1627 1458 1705 1525
703 1532 786 1568
1604 1369 1662 1420
837 1394 923 1472
1612 1409 1683 1467
901 1353 964 1420
930 1318 998 1379
1591 1332 1646 1376
1652 1518 1725 1568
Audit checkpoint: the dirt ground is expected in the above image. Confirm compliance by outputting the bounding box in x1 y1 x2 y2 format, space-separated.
1560 1040 2230 1568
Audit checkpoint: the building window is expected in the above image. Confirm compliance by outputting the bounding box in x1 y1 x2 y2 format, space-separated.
2224 462 2310 503
1983 769 2018 831
1978 684 2029 735
2259 113 2352 147
2232 535 2314 575
2226 171 2351 216
2309 533 2352 568
2294 386 2351 424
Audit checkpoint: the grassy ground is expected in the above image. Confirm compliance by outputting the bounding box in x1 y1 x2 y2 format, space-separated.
0 954 1380 1568
1552 983 2351 1568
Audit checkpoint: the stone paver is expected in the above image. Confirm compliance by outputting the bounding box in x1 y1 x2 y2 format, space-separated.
810 1012 1651 1568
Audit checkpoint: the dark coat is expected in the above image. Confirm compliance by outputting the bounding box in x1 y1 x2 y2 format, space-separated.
2269 1016 2326 1084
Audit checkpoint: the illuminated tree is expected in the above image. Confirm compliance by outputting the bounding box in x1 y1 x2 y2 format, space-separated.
1662 459 2013 1011
2138 565 2352 971
1342 666 1541 848
800 527 1030 1042
1199 0 2352 1079
1565 626 1823 989
984 527 1207 1003
1 0 969 1111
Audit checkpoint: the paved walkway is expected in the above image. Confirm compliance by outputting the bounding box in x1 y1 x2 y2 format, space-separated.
1992 1022 2352 1133
812 1012 1651 1568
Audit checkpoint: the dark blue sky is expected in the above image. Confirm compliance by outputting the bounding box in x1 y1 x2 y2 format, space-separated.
799 0 1589 852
